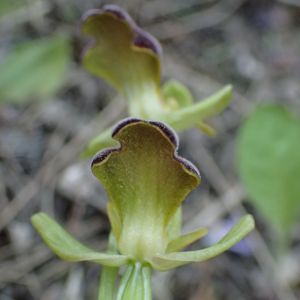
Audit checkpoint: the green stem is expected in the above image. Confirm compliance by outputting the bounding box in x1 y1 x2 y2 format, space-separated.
116 263 152 300
142 264 152 299
98 233 120 300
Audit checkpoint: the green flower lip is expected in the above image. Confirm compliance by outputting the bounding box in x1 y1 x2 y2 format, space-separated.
91 118 200 177
81 5 162 56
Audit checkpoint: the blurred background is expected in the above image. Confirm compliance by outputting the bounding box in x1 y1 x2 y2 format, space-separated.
0 0 300 299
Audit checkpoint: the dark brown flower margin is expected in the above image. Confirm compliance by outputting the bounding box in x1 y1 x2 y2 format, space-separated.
81 4 162 59
91 118 201 180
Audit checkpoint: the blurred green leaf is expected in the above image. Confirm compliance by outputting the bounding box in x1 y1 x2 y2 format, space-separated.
0 0 33 17
237 104 300 234
0 36 71 103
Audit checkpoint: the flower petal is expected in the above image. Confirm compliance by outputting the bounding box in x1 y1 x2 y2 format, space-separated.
150 215 254 271
167 208 182 241
31 213 130 267
91 118 200 259
166 227 208 253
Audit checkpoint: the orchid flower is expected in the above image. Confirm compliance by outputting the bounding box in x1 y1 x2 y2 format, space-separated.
32 118 254 300
80 5 233 157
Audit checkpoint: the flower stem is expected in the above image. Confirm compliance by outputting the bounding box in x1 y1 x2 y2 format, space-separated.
116 262 152 300
98 233 119 300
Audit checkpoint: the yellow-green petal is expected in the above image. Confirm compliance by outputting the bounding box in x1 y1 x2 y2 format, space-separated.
166 227 208 253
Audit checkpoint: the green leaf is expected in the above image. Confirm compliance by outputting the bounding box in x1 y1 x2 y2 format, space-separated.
81 5 163 118
237 104 300 233
31 213 129 267
0 36 70 103
0 0 34 17
166 227 208 253
91 118 200 261
151 215 254 271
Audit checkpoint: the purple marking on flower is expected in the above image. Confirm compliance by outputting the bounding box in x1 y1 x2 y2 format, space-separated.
112 117 143 137
102 5 162 56
81 8 102 24
80 39 96 63
81 5 162 57
103 4 133 24
133 29 162 56
92 148 118 166
176 156 201 177
112 118 200 179
149 121 178 147
93 118 200 182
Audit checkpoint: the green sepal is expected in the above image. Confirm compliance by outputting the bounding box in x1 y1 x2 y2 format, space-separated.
161 80 218 137
31 213 130 267
195 121 216 136
163 85 232 131
166 227 208 253
82 86 232 158
162 79 193 110
150 215 254 271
